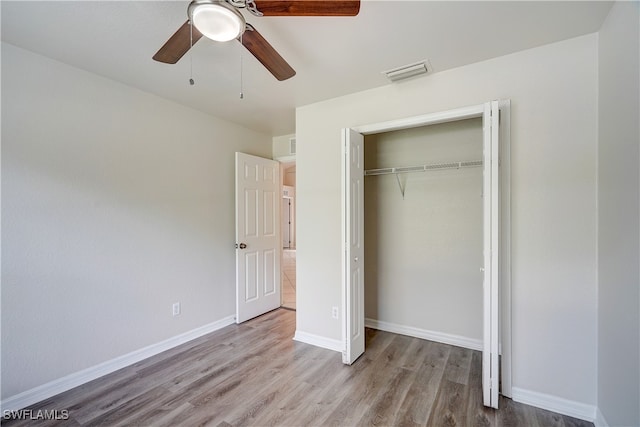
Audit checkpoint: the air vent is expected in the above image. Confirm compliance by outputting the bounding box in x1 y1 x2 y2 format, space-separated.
289 137 296 155
383 60 432 82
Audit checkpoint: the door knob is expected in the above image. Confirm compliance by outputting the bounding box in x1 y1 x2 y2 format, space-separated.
237 243 247 249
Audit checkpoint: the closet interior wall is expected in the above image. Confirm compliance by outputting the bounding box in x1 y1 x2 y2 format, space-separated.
363 118 484 345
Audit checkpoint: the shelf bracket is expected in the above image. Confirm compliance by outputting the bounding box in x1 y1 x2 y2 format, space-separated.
395 173 406 199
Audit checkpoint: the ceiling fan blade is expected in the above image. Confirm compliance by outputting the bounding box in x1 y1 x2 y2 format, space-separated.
253 0 360 16
240 25 296 81
153 21 203 64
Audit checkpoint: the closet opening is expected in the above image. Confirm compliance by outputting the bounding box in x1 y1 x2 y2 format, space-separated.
364 117 484 352
342 101 511 409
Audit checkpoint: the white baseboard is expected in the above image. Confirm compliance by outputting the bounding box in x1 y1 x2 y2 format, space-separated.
511 387 597 422
365 318 483 351
293 330 343 352
593 407 609 427
1 315 236 412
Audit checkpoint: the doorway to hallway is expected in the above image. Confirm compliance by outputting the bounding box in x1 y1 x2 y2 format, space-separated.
281 249 296 310
281 162 296 310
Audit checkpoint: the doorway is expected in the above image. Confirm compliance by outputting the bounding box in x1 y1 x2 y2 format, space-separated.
342 101 511 409
281 163 296 310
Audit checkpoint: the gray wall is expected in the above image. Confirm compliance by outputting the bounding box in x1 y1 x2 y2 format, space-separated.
296 33 598 408
364 119 483 342
1 43 272 399
597 2 640 426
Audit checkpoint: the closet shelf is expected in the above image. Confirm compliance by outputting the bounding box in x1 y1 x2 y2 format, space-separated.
364 160 483 176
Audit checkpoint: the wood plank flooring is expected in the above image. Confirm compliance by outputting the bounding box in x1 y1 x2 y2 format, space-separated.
3 309 593 426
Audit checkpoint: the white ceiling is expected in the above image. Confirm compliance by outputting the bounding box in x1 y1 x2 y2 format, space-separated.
1 1 612 136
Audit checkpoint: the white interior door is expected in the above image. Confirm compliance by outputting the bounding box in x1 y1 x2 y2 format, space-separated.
342 129 365 364
482 101 500 408
235 152 281 323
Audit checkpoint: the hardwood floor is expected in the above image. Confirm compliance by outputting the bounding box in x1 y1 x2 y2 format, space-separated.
3 309 593 426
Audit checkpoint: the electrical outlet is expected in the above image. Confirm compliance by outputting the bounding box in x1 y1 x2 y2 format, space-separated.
332 306 339 319
172 302 181 317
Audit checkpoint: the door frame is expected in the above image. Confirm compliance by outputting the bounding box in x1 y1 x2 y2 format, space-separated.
341 101 512 400
282 194 292 249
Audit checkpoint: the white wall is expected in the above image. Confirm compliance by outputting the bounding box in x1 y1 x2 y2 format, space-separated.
296 34 598 407
273 134 296 159
597 2 640 426
1 43 272 399
364 119 483 343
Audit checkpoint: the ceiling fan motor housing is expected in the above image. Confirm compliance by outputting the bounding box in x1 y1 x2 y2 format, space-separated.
187 0 246 42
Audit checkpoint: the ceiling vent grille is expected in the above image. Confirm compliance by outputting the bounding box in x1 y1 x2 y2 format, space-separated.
289 137 296 155
383 60 432 82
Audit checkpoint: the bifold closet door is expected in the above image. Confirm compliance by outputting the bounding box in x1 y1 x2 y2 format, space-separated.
342 128 365 365
482 101 500 409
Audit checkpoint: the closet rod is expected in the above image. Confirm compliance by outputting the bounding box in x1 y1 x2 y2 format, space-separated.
364 160 483 176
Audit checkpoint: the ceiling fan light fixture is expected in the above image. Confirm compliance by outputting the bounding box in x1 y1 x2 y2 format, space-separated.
189 1 245 42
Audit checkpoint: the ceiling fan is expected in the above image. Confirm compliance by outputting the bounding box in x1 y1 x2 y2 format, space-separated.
153 0 361 81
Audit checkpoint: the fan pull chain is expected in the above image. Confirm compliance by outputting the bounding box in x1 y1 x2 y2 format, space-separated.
239 33 244 99
189 20 195 86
